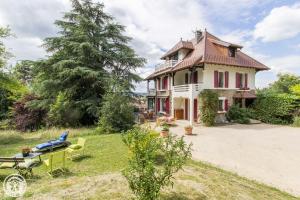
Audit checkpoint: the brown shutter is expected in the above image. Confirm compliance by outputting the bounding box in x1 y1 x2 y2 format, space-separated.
225 71 229 88
236 73 240 88
214 71 219 88
225 99 229 111
245 73 248 89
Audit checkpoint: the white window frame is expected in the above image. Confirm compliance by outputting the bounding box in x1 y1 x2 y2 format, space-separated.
218 97 226 113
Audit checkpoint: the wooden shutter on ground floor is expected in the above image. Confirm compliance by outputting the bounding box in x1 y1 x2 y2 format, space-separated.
165 98 170 114
225 99 229 111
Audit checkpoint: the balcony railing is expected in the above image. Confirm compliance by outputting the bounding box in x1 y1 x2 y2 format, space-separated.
155 60 178 71
147 88 156 96
172 83 203 98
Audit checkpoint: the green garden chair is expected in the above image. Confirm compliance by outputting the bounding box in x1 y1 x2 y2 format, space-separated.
43 150 67 176
66 137 86 160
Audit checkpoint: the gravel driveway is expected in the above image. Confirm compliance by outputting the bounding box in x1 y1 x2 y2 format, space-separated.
162 121 300 196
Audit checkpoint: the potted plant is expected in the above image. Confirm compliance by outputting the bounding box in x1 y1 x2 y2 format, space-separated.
184 125 193 135
160 123 169 137
21 147 31 157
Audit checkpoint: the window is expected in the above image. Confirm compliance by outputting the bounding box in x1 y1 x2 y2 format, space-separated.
214 71 229 88
162 76 168 90
218 72 224 87
218 97 228 112
236 73 248 89
185 73 189 84
218 100 224 111
229 47 236 57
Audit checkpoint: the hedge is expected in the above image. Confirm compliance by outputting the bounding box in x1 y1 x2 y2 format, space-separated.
252 92 300 124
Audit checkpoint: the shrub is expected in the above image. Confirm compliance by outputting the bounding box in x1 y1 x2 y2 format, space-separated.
12 94 46 132
199 90 219 126
252 92 300 124
97 91 135 134
292 116 300 127
48 92 82 127
226 104 250 124
122 127 192 200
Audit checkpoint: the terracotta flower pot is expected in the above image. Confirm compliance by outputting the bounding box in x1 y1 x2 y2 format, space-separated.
184 127 193 135
160 130 169 137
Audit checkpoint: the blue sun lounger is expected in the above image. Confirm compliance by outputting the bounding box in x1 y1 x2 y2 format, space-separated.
33 131 70 152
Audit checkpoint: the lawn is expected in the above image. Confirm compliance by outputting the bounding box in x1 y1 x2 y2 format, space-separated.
0 128 298 200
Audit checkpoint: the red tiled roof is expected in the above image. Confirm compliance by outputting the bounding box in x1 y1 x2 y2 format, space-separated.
161 40 194 59
146 30 269 80
144 67 172 80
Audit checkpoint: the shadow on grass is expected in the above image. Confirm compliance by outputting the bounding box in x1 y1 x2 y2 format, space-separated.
162 192 207 200
50 168 74 178
71 154 92 162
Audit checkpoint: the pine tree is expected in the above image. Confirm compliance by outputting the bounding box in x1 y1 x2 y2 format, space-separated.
33 0 145 125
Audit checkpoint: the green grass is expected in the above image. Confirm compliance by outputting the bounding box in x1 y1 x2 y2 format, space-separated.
0 128 298 200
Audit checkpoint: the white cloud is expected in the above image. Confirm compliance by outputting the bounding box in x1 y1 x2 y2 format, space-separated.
102 0 211 92
254 3 300 42
265 55 300 74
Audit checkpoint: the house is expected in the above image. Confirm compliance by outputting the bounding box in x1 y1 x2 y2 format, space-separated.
145 29 269 124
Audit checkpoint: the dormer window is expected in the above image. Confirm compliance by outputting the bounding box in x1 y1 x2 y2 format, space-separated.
229 47 236 57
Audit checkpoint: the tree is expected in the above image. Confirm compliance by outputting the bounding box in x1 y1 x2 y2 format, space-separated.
12 60 34 86
268 73 300 94
122 127 192 200
97 78 135 133
290 84 300 96
0 26 11 69
12 94 46 132
33 0 145 126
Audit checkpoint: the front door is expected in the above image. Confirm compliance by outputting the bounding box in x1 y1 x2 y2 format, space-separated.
194 99 198 122
184 99 189 120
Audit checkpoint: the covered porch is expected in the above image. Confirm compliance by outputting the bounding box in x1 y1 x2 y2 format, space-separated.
172 97 198 124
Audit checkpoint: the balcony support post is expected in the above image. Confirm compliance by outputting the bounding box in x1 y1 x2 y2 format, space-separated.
147 80 149 94
189 84 194 125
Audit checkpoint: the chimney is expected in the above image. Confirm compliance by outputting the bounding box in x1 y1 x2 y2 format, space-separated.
195 30 202 43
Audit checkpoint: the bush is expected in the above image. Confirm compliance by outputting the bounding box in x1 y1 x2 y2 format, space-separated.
97 91 135 134
292 116 300 127
48 92 82 127
226 104 250 124
252 92 300 124
122 127 192 200
199 90 219 126
12 94 46 132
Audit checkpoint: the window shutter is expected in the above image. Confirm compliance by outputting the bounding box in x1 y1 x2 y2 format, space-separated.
245 73 248 89
166 97 170 114
236 73 240 88
225 99 229 111
165 76 168 89
225 71 229 88
214 71 219 88
193 71 198 83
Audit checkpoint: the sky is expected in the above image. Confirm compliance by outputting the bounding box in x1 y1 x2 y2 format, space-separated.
0 0 300 92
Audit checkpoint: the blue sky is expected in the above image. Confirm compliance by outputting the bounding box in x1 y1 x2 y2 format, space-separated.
0 0 299 92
